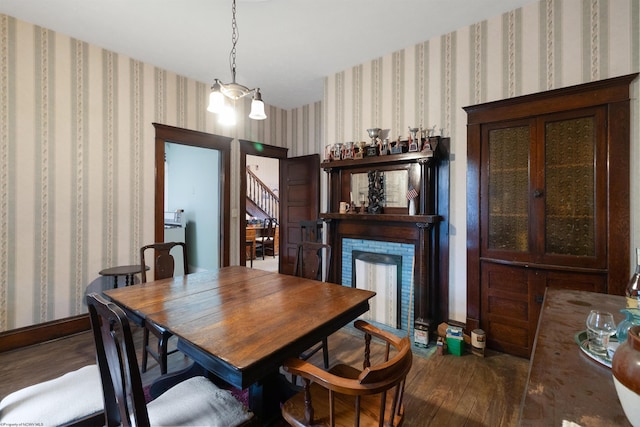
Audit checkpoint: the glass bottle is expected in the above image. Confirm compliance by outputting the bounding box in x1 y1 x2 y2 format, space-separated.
625 248 640 308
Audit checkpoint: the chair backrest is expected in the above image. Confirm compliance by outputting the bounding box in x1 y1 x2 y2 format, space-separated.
300 219 322 243
140 241 188 282
86 292 149 427
263 218 277 239
282 319 413 426
293 241 331 282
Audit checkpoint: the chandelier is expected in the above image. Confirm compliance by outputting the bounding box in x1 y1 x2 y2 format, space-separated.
207 0 266 125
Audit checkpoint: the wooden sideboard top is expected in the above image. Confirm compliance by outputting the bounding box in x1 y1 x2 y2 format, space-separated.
519 288 630 426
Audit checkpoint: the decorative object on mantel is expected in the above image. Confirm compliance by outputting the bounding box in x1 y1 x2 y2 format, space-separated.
366 128 381 147
407 185 418 215
408 127 420 152
391 136 405 154
206 0 266 125
342 142 354 160
355 141 367 159
367 170 384 214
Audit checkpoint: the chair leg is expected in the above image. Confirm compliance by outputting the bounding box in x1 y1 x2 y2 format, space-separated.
158 333 169 375
142 325 150 373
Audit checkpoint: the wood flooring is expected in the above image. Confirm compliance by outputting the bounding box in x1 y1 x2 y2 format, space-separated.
0 326 528 426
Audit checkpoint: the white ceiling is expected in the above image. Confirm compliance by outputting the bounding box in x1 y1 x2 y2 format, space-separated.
1 0 535 110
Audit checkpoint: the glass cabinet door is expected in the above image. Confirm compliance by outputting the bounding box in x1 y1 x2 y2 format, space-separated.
481 108 606 267
538 107 606 267
481 121 532 260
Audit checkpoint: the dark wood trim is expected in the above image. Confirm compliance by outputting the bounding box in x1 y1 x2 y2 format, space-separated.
153 123 233 267
0 314 90 353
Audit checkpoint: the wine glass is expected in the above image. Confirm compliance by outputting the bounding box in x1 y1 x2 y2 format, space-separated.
586 310 616 356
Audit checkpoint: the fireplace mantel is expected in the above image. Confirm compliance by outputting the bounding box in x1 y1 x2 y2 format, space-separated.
320 139 450 334
320 213 441 224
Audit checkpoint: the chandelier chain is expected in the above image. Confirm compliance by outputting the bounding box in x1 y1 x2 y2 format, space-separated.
230 0 239 82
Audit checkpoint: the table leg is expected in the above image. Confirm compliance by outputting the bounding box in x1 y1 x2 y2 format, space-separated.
249 371 297 425
113 276 118 289
125 274 133 286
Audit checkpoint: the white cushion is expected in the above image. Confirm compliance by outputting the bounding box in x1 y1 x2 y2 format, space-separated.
0 364 103 426
147 376 252 427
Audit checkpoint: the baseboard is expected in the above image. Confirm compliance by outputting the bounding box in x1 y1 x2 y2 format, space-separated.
0 314 91 353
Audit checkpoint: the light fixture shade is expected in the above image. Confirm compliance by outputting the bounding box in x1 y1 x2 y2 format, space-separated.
249 99 267 120
218 104 237 126
207 89 225 114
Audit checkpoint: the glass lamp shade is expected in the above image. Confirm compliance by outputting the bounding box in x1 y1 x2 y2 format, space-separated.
218 105 237 126
207 90 225 114
249 98 267 120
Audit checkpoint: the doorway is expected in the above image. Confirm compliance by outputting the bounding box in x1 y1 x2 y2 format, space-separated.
153 124 232 268
246 154 279 272
239 140 287 271
165 142 220 272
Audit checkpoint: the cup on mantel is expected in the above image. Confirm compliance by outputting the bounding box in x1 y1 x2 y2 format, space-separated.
339 201 350 214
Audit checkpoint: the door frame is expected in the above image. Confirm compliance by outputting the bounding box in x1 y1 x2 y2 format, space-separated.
239 140 288 267
154 123 233 267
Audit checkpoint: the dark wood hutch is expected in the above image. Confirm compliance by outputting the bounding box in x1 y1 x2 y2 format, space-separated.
320 140 449 332
465 74 637 358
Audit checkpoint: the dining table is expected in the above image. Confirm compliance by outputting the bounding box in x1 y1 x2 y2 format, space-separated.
103 265 375 423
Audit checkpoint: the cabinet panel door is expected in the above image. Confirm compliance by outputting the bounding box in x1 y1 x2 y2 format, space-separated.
481 120 534 262
481 262 535 358
536 107 608 268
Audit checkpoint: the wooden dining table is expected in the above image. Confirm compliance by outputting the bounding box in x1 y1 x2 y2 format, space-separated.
103 265 375 422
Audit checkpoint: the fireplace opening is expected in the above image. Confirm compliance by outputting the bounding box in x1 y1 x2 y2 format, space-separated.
352 250 402 329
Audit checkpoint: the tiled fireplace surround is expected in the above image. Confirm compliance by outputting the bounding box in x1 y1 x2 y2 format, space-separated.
341 238 414 333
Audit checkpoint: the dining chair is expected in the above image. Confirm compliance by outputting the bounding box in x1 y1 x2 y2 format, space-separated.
255 218 277 259
293 241 332 370
299 219 322 243
0 365 104 426
86 293 253 427
281 320 412 427
140 241 188 374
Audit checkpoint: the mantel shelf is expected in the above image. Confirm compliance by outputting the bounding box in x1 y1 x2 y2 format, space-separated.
321 151 435 170
320 212 441 224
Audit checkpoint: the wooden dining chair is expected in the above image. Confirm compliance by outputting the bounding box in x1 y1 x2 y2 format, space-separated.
255 218 277 259
294 241 332 369
0 365 105 426
86 293 253 427
281 320 412 427
140 241 188 374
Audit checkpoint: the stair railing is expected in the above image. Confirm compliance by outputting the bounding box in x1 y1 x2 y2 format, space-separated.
247 167 279 219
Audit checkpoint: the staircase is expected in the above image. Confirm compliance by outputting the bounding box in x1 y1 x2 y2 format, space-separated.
247 167 279 219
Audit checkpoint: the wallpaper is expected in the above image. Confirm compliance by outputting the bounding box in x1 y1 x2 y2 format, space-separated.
1 0 639 330
0 13 322 330
324 0 640 320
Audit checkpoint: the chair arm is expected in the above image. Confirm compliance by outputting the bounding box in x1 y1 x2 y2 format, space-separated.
354 320 404 347
283 358 372 396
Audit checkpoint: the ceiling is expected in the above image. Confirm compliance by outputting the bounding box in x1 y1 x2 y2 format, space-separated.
1 0 535 110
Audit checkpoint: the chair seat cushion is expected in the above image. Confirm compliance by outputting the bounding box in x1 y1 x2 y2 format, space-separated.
147 376 252 427
0 364 104 426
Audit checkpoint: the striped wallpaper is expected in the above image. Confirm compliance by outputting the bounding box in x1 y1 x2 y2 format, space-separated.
1 0 639 330
0 13 322 330
324 0 640 321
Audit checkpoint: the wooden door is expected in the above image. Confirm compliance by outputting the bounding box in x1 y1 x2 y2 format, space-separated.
279 155 320 275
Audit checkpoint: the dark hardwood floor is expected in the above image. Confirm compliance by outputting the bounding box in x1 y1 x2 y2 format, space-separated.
0 325 528 426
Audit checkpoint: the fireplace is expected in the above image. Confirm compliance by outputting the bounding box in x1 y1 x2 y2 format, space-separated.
343 240 413 332
320 139 450 335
